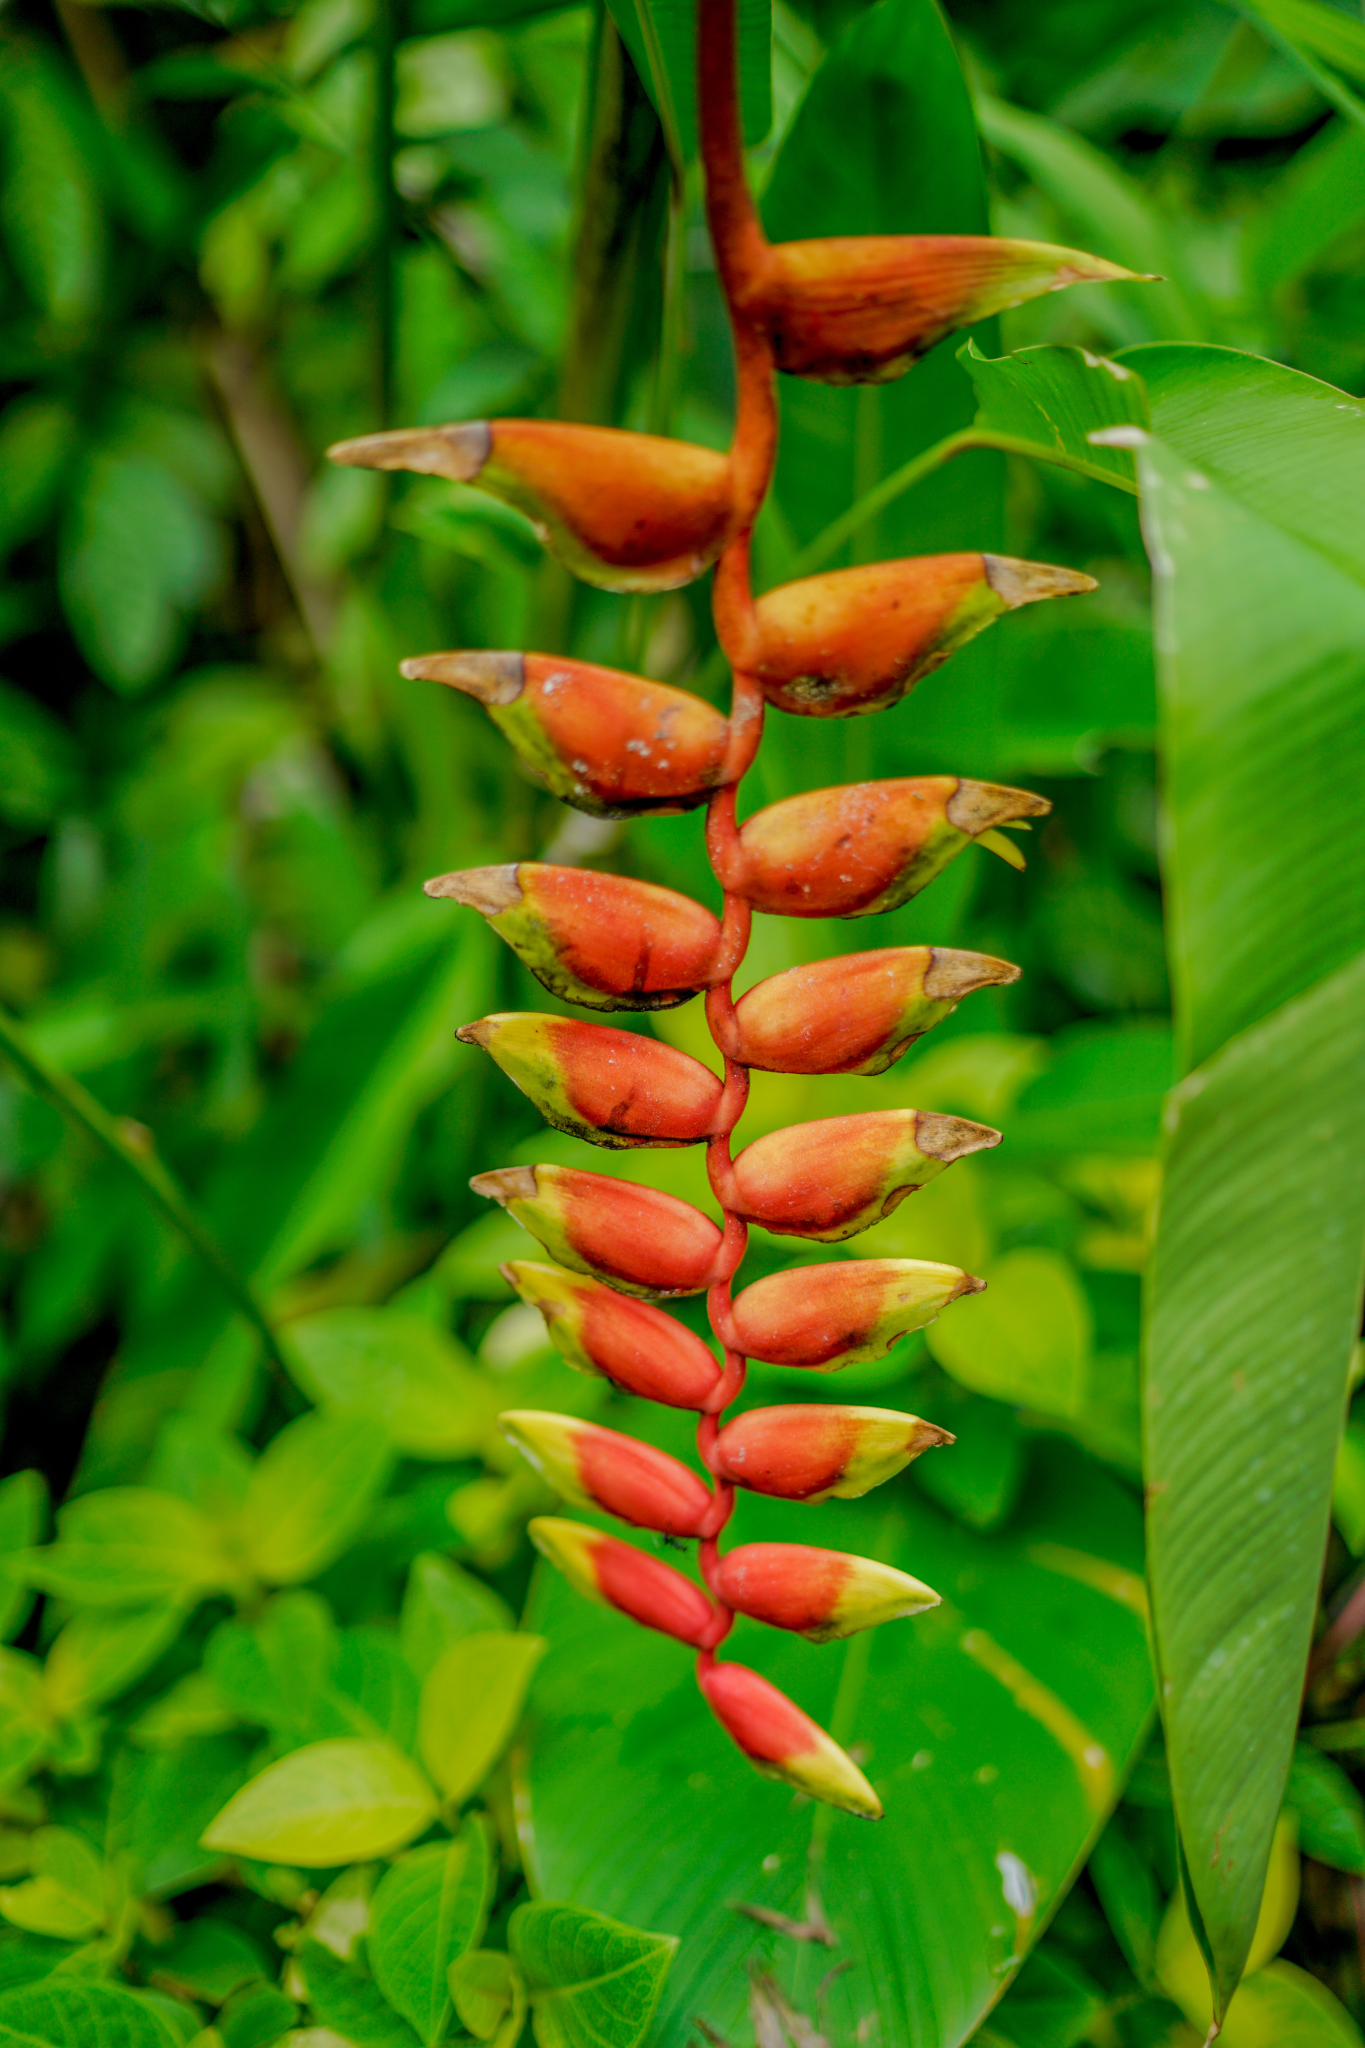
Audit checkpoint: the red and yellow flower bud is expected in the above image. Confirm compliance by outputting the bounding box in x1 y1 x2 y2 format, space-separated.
732 947 1019 1075
731 1258 983 1370
502 1413 713 1535
713 1404 952 1503
714 1543 938 1642
457 1015 725 1149
474 1166 722 1299
328 419 737 592
731 235 1148 385
530 1517 716 1646
730 1109 999 1240
503 1261 724 1408
716 777 1051 918
697 1660 881 1817
427 864 722 1012
749 555 1094 717
402 653 729 819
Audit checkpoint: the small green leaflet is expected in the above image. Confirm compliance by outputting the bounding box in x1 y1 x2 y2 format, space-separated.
298 1938 422 2048
511 1902 677 2048
240 1410 394 1585
417 1633 545 1806
450 1951 526 2048
284 1306 498 1459
201 1737 437 1865
21 1489 234 1610
0 1827 105 1941
370 1819 497 2044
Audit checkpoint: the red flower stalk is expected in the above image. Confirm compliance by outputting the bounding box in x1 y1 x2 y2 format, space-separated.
338 0 1131 1814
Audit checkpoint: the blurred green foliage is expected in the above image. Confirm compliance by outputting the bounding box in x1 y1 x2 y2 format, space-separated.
1 0 1365 2040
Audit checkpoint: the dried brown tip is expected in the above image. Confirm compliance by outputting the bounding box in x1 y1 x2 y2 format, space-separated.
470 1167 539 1205
912 1112 1002 1163
424 864 523 914
400 651 525 705
327 421 492 481
983 554 1098 609
456 1020 495 1049
946 779 1052 836
923 949 1022 1002
952 1273 988 1300
916 1423 956 1452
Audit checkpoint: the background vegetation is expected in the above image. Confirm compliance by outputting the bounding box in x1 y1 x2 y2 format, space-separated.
1 0 1364 2042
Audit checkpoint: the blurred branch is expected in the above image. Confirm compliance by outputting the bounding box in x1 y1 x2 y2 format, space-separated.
53 0 129 117
0 1003 291 1383
371 0 399 423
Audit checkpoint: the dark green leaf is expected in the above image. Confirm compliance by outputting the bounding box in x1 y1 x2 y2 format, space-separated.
1286 1743 1365 1876
511 1902 677 2048
399 1554 515 1680
0 1977 180 2047
605 0 770 159
218 1979 298 2048
242 1412 395 1586
0 1476 44 1646
284 1307 497 1459
147 1915 267 2005
370 1819 496 2043
978 1944 1105 2048
299 1937 422 2048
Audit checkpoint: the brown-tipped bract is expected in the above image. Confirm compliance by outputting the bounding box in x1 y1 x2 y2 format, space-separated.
502 1413 713 1536
503 1262 724 1409
731 1259 984 1370
474 1166 722 1298
714 777 1051 918
427 864 722 1011
530 1518 716 1646
405 654 730 819
750 555 1095 717
732 946 1020 1074
328 419 737 591
730 1109 1000 1239
730 235 1151 385
698 1661 881 1817
458 1016 725 1148
715 1543 939 1642
713 1404 953 1502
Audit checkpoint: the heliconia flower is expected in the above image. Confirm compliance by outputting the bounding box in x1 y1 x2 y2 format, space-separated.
457 1015 725 1148
328 419 737 592
749 555 1095 717
472 1166 722 1299
731 1258 983 1370
502 1413 713 1535
503 1261 724 1408
730 1109 999 1240
731 946 1020 1075
530 1517 717 1645
713 776 1051 918
400 652 729 818
697 1660 881 1817
712 1404 952 1503
714 1543 939 1642
426 864 722 1012
730 236 1150 385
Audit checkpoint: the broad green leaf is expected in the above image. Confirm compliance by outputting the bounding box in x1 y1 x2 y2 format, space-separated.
0 1976 181 2047
43 1605 184 1719
1087 1817 1160 1987
370 1820 496 2043
0 1474 44 1645
417 1633 545 1806
962 340 1149 491
1334 1421 1365 1553
23 1490 234 1609
449 1952 526 2048
201 1738 437 1866
510 1902 676 2048
147 1915 266 2004
1238 0 1365 94
0 48 104 324
1245 119 1365 297
284 1308 498 1459
0 1829 104 1942
978 1944 1105 2048
927 1248 1091 1418
524 1440 1152 2047
297 1939 421 2048
110 1732 255 1899
1008 1023 1173 1159
1285 1744 1365 1876
400 1554 514 1680
604 0 770 160
241 1412 394 1586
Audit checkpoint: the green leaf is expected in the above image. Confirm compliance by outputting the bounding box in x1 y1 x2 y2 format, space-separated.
449 1952 526 2048
218 1978 297 2048
0 1475 44 1645
1238 0 1365 96
1087 1817 1161 1988
417 1634 546 1807
297 1939 422 2048
400 1554 515 1680
110 1732 255 1899
978 1944 1105 2048
205 1593 340 1746
369 1819 496 2043
0 1830 104 1942
241 1412 394 1586
1008 1023 1174 1158
524 1440 1152 2047
510 1902 676 2048
1285 1744 1365 1876
962 340 1149 491
604 0 770 161
333 1627 421 1752
23 1490 234 1609
0 47 104 324
284 1308 498 1459
1335 1419 1365 1554
926 1248 1092 1418
0 1652 48 1795
146 1916 266 2004
43 1605 184 1719
1129 367 1365 2010
200 1738 438 1866
0 1977 181 2047
0 399 77 559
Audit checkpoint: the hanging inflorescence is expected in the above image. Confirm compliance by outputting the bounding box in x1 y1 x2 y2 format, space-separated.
330 0 1138 1818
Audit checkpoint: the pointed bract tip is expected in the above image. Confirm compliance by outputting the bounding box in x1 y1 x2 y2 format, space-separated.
400 651 525 705
983 555 1098 609
912 1111 1002 1162
922 948 1022 1002
470 1166 538 1205
945 780 1052 836
955 1272 987 1299
326 420 492 480
424 864 523 913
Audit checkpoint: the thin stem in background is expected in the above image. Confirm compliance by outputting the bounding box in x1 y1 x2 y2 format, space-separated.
0 1004 290 1385
371 0 399 426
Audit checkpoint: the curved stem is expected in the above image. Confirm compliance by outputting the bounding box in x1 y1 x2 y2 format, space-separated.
697 0 768 303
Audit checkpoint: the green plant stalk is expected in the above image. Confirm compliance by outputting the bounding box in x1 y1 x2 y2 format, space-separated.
372 0 399 424
0 1003 290 1383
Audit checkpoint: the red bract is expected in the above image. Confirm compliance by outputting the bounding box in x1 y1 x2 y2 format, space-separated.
342 0 1131 1814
